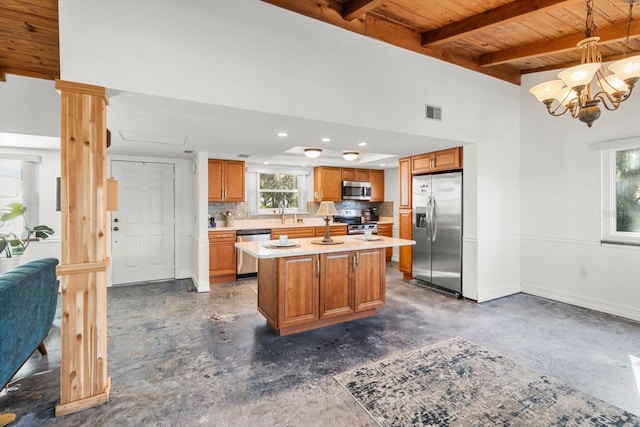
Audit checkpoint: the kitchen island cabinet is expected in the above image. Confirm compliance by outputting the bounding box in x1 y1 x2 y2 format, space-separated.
236 235 413 335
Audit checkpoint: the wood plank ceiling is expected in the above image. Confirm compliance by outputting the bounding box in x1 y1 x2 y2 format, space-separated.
1 0 638 86
0 0 59 81
262 0 640 85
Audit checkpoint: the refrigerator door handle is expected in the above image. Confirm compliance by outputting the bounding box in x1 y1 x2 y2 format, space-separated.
426 197 432 239
431 196 438 241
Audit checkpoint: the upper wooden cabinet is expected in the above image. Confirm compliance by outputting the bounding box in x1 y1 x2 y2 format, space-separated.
314 167 342 202
370 169 384 202
399 157 412 210
411 147 462 175
208 159 245 202
342 168 370 182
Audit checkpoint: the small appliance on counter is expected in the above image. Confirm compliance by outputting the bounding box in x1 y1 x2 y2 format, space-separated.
364 207 379 222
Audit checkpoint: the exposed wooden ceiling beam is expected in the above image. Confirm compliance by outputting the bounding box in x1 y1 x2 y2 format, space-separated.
342 0 385 21
421 0 577 47
480 19 640 67
262 0 521 84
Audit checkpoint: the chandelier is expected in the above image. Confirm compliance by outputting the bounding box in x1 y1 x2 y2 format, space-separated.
529 0 640 127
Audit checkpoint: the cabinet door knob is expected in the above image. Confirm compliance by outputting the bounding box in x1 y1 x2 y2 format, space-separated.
113 226 119 231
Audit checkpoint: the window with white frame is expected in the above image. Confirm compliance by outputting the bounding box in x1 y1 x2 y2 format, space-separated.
246 167 310 215
0 156 40 237
602 146 640 244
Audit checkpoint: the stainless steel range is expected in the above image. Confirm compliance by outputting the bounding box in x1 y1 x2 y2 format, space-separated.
333 209 378 235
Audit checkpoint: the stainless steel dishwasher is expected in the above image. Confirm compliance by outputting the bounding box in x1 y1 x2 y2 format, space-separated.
236 229 271 279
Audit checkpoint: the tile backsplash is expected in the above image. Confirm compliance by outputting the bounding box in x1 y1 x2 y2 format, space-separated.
208 200 393 221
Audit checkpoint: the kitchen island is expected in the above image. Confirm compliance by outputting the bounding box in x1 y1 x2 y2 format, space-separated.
235 235 415 335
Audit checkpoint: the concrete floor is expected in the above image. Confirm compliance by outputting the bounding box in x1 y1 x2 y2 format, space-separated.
2 263 640 426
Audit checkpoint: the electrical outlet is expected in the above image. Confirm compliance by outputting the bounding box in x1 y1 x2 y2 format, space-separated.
578 266 588 278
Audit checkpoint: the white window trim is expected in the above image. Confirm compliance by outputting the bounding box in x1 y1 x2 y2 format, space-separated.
246 166 311 215
602 144 640 246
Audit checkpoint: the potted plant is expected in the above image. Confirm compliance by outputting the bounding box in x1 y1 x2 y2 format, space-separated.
0 202 54 270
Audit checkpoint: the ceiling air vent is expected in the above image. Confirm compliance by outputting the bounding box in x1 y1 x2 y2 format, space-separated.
425 104 442 121
238 154 251 158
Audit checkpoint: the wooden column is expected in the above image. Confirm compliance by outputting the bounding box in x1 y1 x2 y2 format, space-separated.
54 80 111 417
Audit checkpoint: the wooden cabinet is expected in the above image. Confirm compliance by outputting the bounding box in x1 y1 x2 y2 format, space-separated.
370 169 385 202
208 159 245 202
353 248 386 311
398 210 412 279
342 168 370 182
411 147 462 175
319 252 353 318
271 227 316 239
314 224 347 237
313 167 342 202
320 248 385 316
399 157 412 209
208 230 237 284
376 223 393 261
258 248 387 335
278 254 320 329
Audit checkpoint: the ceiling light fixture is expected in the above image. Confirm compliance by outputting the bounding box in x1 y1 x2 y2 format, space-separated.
277 132 288 137
321 137 331 142
529 0 640 127
342 151 359 161
358 142 367 146
304 148 323 158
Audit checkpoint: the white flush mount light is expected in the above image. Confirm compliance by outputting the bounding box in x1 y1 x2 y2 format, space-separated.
342 151 359 161
277 132 288 137
358 142 367 146
304 148 323 158
321 137 331 142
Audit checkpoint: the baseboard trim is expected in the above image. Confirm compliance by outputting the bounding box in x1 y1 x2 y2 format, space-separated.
522 283 640 322
477 283 520 303
191 274 210 293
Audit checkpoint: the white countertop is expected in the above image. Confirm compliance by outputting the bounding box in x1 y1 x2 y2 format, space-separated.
209 216 394 232
235 235 414 259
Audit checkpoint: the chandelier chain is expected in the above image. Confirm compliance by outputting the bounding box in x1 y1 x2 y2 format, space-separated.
623 1 635 57
585 0 597 37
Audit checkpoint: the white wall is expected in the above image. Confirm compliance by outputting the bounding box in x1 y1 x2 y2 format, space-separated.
520 71 640 321
58 0 522 301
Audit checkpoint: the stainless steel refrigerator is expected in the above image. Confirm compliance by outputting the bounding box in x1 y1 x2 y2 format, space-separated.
412 171 462 296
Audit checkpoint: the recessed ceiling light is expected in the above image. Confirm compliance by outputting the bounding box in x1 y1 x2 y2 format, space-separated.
301 164 307 167
264 161 270 164
379 163 385 167
358 142 367 146
321 137 331 142
277 132 288 137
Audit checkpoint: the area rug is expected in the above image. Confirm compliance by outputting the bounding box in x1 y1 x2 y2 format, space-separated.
334 336 640 426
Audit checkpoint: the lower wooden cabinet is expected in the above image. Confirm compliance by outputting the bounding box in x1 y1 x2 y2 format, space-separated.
209 230 237 284
257 248 386 335
376 223 393 261
271 227 315 239
314 224 347 238
398 210 412 279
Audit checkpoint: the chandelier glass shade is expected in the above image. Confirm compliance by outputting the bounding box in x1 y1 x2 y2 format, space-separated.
342 151 359 161
529 0 640 127
304 148 322 158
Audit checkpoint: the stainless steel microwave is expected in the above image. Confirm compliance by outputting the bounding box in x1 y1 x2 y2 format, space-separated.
342 180 371 200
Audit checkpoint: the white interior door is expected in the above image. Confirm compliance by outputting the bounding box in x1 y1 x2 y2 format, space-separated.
111 161 175 285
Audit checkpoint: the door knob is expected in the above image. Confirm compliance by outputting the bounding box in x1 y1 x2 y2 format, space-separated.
113 227 119 231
